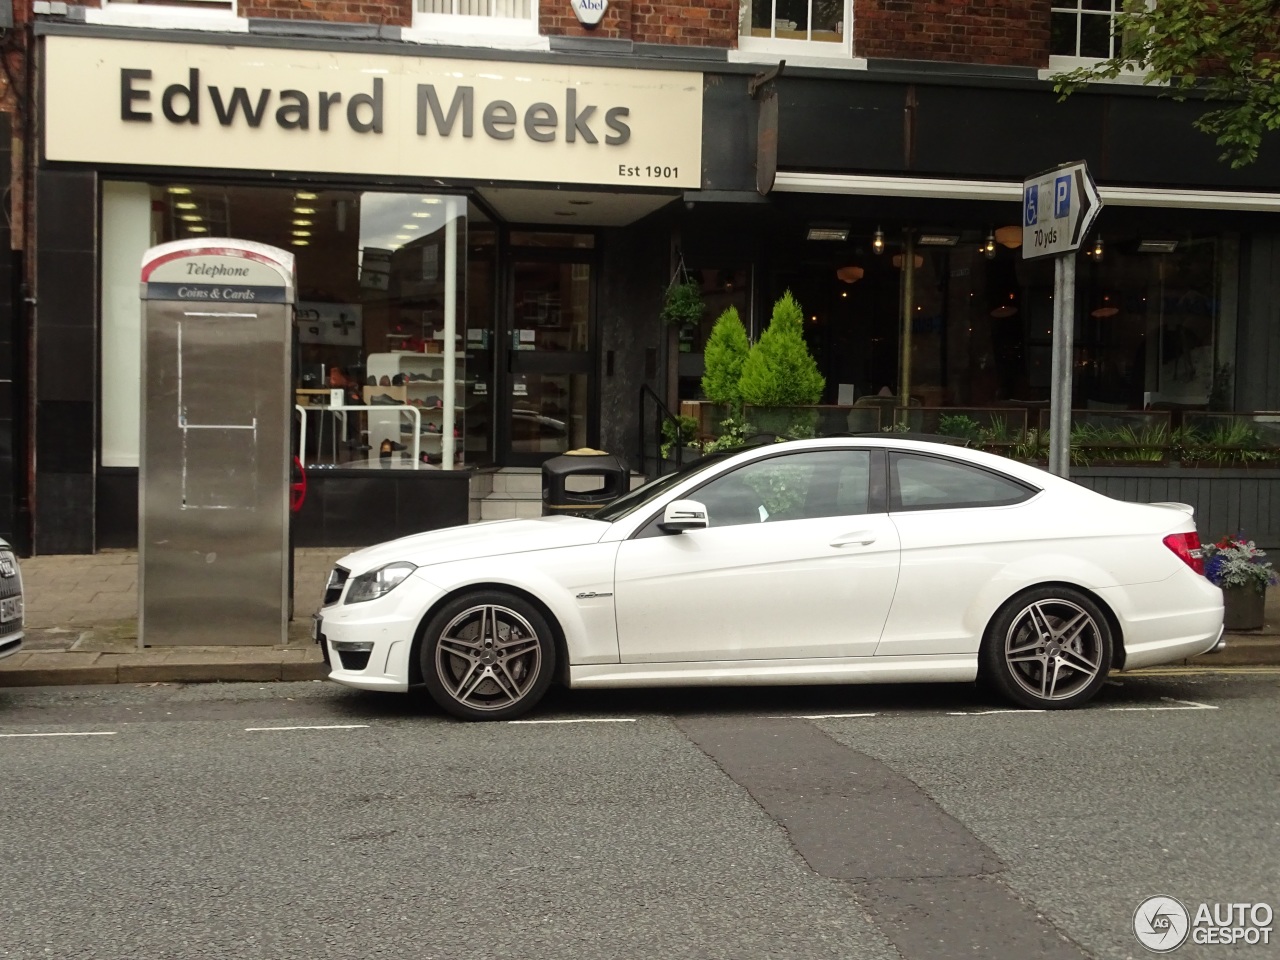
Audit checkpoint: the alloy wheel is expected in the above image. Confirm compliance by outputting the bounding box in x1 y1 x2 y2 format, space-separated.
1003 598 1105 702
434 603 543 713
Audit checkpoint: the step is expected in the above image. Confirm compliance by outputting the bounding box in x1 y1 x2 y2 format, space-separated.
489 469 542 497
479 497 545 521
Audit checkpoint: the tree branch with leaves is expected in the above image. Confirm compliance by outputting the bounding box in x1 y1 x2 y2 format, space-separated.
1053 0 1280 167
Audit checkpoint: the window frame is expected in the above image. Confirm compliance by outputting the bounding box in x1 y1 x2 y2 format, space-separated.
737 0 854 60
888 451 1039 513
410 0 541 38
1048 0 1155 72
87 0 245 31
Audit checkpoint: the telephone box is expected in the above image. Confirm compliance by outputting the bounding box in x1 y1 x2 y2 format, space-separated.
139 240 295 646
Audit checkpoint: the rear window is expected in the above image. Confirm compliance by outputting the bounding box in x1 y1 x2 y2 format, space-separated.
890 453 1036 511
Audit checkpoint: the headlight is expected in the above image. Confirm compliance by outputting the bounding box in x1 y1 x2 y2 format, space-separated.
344 562 418 604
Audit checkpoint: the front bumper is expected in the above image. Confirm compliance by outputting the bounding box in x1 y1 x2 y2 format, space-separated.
313 572 443 692
0 633 23 661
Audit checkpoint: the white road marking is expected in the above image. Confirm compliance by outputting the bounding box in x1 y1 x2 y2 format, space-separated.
244 724 371 731
1128 666 1280 676
948 709 1046 715
0 731 117 738
766 712 879 720
1108 697 1218 712
508 718 637 724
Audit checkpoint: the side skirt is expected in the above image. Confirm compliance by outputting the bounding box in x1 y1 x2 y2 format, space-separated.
569 655 978 689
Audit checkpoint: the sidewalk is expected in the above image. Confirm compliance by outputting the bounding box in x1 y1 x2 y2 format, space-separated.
1 549 1278 688
0 548 349 687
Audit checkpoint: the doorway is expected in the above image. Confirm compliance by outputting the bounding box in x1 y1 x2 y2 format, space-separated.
498 235 596 466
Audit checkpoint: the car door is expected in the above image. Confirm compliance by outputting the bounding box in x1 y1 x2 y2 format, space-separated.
612 448 901 663
874 451 1041 657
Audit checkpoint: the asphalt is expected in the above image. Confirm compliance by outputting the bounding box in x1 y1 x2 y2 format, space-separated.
0 548 1277 688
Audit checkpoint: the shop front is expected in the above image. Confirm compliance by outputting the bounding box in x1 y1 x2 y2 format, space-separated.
34 27 703 552
679 66 1280 543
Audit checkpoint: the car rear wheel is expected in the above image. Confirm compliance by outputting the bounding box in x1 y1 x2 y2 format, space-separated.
981 587 1112 709
420 591 556 721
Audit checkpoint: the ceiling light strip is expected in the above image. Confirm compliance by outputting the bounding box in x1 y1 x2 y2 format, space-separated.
773 172 1280 212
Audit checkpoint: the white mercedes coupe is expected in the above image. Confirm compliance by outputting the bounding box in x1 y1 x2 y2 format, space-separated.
314 437 1224 720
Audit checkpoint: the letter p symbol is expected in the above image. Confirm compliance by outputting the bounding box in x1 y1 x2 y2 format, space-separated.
1054 175 1072 218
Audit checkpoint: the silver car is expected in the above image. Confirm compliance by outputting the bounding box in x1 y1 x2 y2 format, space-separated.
0 538 23 660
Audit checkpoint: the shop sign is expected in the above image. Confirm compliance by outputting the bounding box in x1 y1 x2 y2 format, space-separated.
296 302 363 346
44 36 703 189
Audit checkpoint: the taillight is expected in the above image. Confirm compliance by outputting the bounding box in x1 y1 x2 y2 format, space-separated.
1163 532 1205 575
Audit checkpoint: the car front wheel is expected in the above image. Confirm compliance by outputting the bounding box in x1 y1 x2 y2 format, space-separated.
981 587 1113 709
420 591 556 721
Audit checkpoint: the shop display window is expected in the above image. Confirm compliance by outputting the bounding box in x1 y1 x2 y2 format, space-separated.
752 226 1234 418
100 181 495 471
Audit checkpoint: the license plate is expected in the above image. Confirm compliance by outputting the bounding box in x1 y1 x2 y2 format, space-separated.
1 596 22 623
311 614 323 642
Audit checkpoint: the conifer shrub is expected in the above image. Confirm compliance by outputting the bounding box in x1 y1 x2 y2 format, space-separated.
739 291 825 407
701 305 750 410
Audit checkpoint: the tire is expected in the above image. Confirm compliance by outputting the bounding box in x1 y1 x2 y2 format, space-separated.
980 586 1113 710
420 590 556 721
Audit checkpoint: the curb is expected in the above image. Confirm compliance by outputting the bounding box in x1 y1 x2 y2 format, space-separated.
0 658 328 687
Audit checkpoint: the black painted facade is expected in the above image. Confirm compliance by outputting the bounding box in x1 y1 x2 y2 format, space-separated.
0 113 18 552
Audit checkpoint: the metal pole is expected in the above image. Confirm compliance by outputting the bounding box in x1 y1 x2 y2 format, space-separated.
442 197 459 470
899 232 915 425
1048 254 1076 477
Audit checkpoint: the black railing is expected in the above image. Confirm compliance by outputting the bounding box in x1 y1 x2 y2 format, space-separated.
638 384 689 477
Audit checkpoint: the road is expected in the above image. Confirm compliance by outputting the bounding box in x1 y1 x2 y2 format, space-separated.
1 669 1276 960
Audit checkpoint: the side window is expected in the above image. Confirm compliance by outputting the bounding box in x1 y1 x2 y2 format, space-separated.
890 453 1036 511
690 450 873 529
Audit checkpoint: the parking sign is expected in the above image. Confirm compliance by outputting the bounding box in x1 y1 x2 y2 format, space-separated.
1054 175 1072 218
1021 161 1101 260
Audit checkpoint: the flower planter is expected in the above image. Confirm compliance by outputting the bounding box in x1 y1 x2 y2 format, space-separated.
1222 585 1267 631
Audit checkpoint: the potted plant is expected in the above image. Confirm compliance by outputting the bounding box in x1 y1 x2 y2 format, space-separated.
660 414 700 463
1202 534 1278 630
739 290 826 439
660 276 706 330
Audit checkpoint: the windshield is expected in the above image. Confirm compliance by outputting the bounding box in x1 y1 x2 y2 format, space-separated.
592 449 744 523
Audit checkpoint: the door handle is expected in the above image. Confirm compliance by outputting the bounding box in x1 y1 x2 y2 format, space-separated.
830 532 877 548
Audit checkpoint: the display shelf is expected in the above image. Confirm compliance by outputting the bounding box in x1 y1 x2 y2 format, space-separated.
366 352 466 466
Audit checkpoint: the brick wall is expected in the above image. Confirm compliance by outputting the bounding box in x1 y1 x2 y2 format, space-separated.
238 0 412 25
541 0 738 47
854 0 1049 68
69 0 411 18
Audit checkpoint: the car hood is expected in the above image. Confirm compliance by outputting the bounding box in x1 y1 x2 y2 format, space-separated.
336 516 609 575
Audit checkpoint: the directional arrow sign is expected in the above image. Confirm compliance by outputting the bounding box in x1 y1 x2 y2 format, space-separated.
1021 160 1102 260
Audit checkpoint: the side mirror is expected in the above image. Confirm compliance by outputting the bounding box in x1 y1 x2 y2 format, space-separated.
659 499 709 533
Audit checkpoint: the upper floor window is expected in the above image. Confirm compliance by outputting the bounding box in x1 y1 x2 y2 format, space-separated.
1051 0 1147 63
416 0 536 31
739 0 851 57
87 0 241 29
